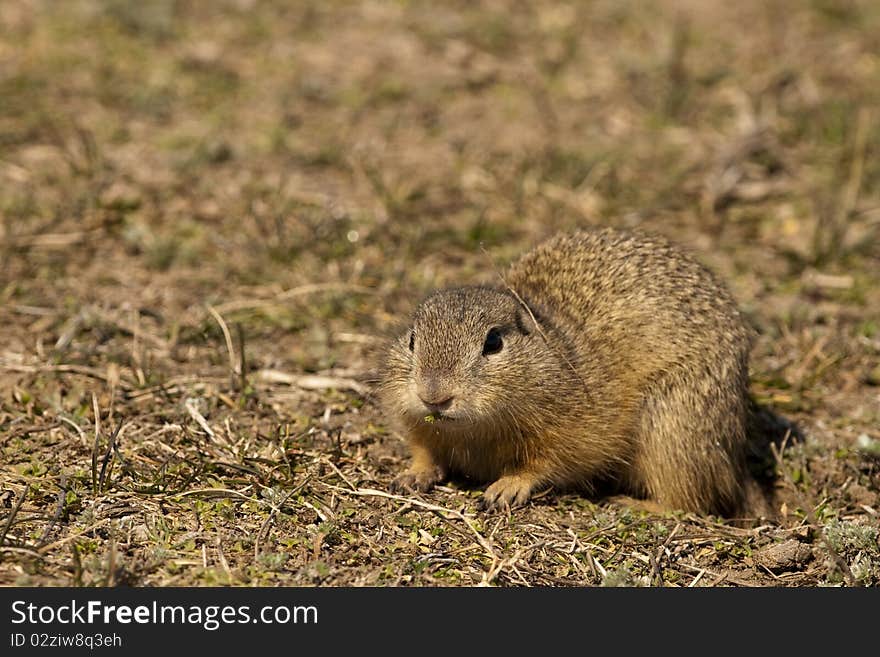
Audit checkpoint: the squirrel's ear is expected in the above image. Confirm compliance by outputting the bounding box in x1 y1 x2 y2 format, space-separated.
515 303 538 335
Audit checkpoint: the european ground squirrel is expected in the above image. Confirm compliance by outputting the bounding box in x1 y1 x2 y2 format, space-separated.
379 227 766 518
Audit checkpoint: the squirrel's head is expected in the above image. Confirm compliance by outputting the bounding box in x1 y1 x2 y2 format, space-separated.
379 286 553 435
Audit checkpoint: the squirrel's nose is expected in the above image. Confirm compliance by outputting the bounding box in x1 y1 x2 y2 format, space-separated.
416 374 454 412
420 395 454 413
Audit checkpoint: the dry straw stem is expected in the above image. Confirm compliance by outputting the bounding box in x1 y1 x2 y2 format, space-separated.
58 416 87 448
256 369 368 395
91 393 101 494
0 362 135 391
236 323 247 392
53 306 169 353
206 304 238 386
97 421 125 493
36 517 114 555
37 475 68 548
104 530 117 587
6 228 105 249
837 107 871 230
211 282 376 315
215 536 233 582
319 483 500 562
480 541 546 587
184 398 217 439
0 486 28 548
177 488 254 502
677 563 760 588
649 522 681 586
1 421 61 444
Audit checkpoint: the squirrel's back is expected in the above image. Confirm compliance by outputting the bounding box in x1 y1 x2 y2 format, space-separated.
507 228 752 385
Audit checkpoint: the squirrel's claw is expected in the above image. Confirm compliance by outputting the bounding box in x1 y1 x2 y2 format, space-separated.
478 474 536 511
390 466 444 493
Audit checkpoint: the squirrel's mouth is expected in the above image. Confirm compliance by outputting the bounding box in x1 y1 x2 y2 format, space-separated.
422 411 454 424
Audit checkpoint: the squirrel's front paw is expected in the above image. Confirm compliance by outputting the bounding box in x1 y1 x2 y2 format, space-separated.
391 466 444 493
478 474 536 510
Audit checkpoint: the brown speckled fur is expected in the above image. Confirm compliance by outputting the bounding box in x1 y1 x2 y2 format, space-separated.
379 227 764 517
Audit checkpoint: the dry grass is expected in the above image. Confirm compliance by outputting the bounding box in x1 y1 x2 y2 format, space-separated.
1 0 879 587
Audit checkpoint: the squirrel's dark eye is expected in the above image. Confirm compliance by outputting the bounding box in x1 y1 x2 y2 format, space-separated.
482 328 503 356
408 330 415 352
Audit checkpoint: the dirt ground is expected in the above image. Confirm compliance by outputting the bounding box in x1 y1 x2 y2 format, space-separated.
1 0 879 587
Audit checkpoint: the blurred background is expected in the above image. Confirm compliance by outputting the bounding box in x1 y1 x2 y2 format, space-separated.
3 1 880 348
1 1 878 586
